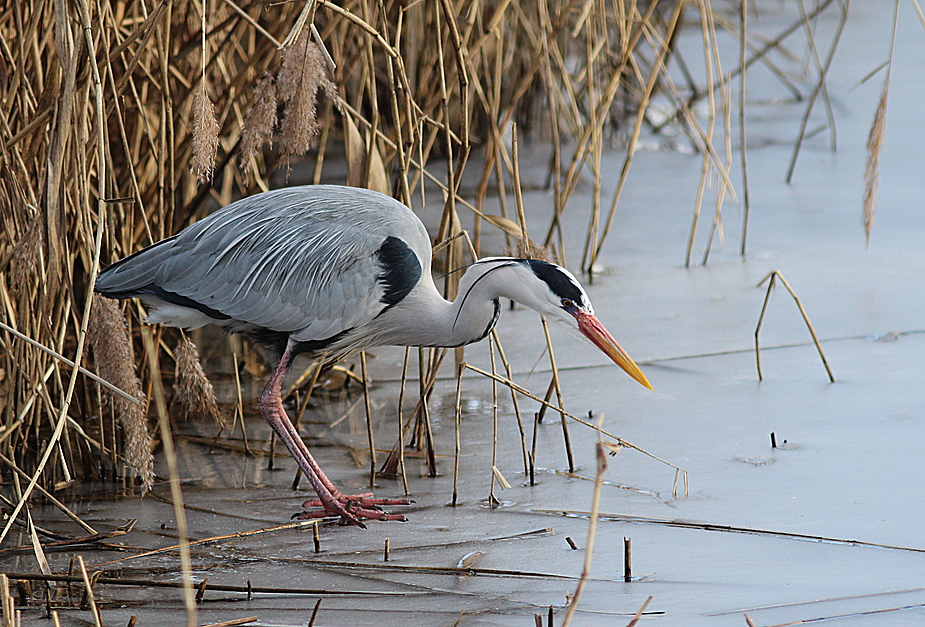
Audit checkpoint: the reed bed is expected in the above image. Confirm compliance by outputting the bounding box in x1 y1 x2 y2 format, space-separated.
0 0 851 524
0 0 665 496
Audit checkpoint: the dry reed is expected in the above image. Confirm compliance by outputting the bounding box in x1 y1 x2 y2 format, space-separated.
863 0 899 246
0 0 848 500
192 83 221 183
754 271 835 383
277 28 338 161
863 81 888 245
88 296 154 490
173 334 221 423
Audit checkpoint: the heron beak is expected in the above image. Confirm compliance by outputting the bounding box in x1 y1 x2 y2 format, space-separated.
576 313 653 390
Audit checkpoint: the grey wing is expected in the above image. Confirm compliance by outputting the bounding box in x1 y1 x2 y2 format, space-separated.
96 186 430 343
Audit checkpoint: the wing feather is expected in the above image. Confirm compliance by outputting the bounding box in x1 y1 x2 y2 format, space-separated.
96 185 431 343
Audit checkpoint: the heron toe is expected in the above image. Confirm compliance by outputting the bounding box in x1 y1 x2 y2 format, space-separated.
301 493 412 508
295 494 409 524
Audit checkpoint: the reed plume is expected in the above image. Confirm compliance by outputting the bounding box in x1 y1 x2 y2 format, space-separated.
174 334 222 423
239 72 279 170
88 296 154 491
8 214 43 295
863 78 888 246
277 29 337 160
192 83 220 183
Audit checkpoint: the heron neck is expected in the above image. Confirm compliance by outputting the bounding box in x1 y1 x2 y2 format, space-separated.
404 262 510 348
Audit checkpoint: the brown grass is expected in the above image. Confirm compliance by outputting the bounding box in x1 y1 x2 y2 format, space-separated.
88 296 154 491
173 334 222 423
863 0 899 246
863 80 888 245
192 83 221 183
0 0 679 491
277 29 338 161
239 71 278 172
0 0 850 493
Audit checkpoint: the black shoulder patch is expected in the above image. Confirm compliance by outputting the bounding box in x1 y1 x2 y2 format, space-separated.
522 260 585 305
376 236 421 309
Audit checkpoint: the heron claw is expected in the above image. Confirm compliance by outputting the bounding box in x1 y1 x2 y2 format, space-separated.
301 494 412 509
295 493 409 524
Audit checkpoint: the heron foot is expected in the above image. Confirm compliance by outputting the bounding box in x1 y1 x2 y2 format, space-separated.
301 493 412 508
295 493 410 525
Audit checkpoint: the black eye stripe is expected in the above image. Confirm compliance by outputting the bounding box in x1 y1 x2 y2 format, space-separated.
522 259 585 306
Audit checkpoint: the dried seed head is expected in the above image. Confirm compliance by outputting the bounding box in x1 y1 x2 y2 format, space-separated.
174 334 222 423
277 29 338 159
192 82 221 183
9 216 43 295
239 72 278 170
88 296 154 491
863 77 889 246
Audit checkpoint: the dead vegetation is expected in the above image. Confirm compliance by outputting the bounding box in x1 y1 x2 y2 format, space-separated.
0 0 856 546
0 0 689 501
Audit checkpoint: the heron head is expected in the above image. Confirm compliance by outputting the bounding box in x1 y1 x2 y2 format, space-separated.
517 259 653 390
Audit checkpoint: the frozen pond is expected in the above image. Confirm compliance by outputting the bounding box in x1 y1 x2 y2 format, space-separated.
10 1 925 625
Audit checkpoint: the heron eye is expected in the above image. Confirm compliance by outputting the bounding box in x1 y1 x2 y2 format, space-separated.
561 298 575 309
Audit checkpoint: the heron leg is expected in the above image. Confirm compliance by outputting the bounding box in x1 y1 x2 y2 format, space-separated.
258 349 408 526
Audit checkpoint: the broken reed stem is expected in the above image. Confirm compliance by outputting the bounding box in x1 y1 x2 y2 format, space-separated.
687 0 718 269
200 617 258 627
738 0 750 257
700 2 735 267
26 508 52 582
92 520 317 568
4 572 420 596
361 352 376 487
452 361 464 506
785 0 848 184
462 362 687 484
491 331 529 474
0 320 140 405
623 537 632 582
755 271 835 383
0 528 129 559
626 596 653 627
510 123 529 254
232 355 250 455
397 347 410 495
561 416 607 627
0 574 15 627
541 317 574 472
141 325 198 627
307 598 322 627
537 509 925 554
0 452 96 535
76 556 103 627
419 348 439 477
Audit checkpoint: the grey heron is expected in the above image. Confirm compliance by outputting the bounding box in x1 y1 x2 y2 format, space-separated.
96 185 651 527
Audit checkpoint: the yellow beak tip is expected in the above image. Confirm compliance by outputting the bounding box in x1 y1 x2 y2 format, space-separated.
634 371 654 391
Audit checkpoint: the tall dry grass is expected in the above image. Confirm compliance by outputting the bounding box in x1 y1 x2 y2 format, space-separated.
0 0 848 494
